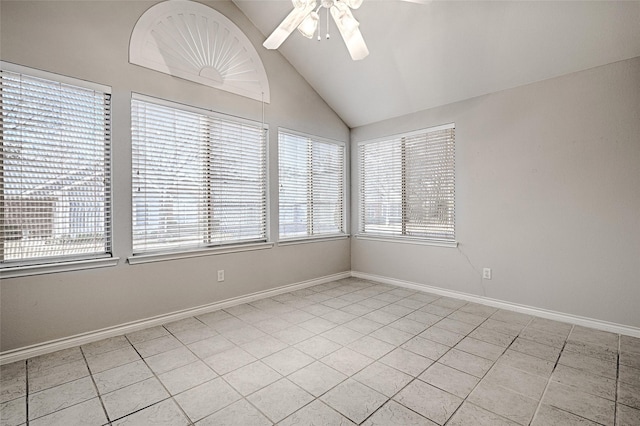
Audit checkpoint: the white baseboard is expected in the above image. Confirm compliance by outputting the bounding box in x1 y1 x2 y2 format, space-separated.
351 271 640 338
0 271 351 365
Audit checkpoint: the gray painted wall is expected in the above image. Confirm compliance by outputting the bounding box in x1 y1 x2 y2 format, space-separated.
351 57 640 328
0 0 351 352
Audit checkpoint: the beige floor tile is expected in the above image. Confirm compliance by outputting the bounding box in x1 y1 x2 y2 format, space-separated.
448 401 520 426
348 336 396 360
112 399 189 426
222 361 281 396
157 360 217 395
468 327 515 347
203 346 256 375
401 336 450 360
420 326 465 347
294 335 342 359
28 376 96 421
495 349 554 378
394 379 462 425
29 397 107 426
439 349 494 378
85 346 141 374
321 379 387 424
321 347 373 376
551 364 616 400
379 348 433 377
102 377 169 421
455 337 505 361
197 399 271 426
146 346 198 375
0 396 26 426
93 359 153 394
188 334 235 359
248 379 313 423
363 400 437 426
510 337 562 362
288 361 347 397
558 350 617 380
369 326 413 346
483 363 547 400
531 404 600 426
263 347 314 376
174 378 240 422
133 334 183 358
467 381 538 425
28 359 90 393
434 318 477 335
618 381 640 409
353 362 412 397
542 382 615 425
279 400 354 426
419 362 479 399
617 403 640 426
241 335 288 359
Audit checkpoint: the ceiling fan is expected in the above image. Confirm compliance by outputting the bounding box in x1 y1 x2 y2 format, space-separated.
262 0 370 61
263 0 426 61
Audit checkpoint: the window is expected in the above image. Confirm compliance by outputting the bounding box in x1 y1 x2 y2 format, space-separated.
1 63 112 267
279 130 346 240
131 95 267 255
359 124 455 243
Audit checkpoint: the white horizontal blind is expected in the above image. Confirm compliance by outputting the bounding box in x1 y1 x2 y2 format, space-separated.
1 67 112 265
359 125 455 241
131 97 266 254
279 131 345 239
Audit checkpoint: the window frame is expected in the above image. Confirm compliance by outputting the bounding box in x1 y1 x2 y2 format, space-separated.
356 123 457 248
128 93 272 264
277 128 348 244
0 62 118 278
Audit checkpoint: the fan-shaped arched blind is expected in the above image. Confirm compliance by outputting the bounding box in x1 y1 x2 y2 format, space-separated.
130 0 270 103
359 124 455 242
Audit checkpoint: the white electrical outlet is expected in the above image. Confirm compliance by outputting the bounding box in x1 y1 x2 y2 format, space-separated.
217 270 225 282
482 268 492 280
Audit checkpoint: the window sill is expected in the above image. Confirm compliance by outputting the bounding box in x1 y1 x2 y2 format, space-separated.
278 234 350 246
354 234 458 248
127 242 275 265
0 256 120 279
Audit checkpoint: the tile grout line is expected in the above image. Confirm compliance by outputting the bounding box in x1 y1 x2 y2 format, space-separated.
527 324 572 425
80 347 112 426
441 312 521 425
24 359 29 426
129 328 197 426
614 334 621 425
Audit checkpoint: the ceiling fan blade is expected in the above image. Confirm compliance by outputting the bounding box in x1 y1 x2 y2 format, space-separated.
330 6 369 60
263 2 316 50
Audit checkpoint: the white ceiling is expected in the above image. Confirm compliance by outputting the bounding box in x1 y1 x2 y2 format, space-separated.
233 1 640 128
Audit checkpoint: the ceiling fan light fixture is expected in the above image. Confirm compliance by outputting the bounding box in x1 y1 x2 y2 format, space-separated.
297 11 319 39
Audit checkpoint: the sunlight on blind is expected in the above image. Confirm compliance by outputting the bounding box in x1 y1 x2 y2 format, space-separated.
359 125 455 241
279 131 345 239
131 97 267 254
1 68 112 265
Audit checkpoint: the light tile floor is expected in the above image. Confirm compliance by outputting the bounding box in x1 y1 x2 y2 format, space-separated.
1 278 639 425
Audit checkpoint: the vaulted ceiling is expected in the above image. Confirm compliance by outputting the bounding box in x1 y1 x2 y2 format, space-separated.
233 0 640 128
